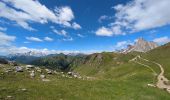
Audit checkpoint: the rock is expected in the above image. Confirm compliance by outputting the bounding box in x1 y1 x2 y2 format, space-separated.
78 76 82 79
4 68 13 73
15 66 23 72
67 72 72 75
6 95 13 99
40 74 46 79
54 71 59 74
62 74 65 77
30 71 35 78
147 84 156 87
73 74 78 78
122 37 158 53
42 79 50 82
19 88 27 92
26 65 34 70
45 69 52 74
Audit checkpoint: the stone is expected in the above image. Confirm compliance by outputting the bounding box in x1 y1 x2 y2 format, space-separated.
15 66 23 72
40 74 46 79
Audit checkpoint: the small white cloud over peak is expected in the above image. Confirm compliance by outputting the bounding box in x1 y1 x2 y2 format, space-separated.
26 37 43 42
115 40 133 49
44 37 53 42
153 36 170 44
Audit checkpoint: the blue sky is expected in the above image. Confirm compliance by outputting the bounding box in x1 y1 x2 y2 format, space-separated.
0 0 170 55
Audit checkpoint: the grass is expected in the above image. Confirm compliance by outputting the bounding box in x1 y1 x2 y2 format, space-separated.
143 42 170 79
1 43 170 100
1 62 170 100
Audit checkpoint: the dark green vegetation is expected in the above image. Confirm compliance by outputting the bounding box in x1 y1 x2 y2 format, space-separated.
7 55 40 64
0 58 8 64
1 43 170 100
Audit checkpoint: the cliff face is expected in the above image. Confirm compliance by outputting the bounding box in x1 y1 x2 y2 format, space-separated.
123 38 158 53
133 38 158 52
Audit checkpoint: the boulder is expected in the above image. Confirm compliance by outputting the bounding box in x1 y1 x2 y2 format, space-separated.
40 74 46 79
15 66 23 72
30 71 35 78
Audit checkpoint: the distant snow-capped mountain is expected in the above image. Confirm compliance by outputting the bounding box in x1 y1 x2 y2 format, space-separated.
8 51 49 57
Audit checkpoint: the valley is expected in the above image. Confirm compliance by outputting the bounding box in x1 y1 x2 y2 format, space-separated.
1 42 170 99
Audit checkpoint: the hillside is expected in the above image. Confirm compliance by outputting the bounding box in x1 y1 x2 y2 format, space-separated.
1 53 170 100
143 42 170 79
1 43 170 99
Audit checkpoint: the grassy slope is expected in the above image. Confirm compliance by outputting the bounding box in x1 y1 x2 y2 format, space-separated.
73 52 139 77
142 42 170 79
1 43 170 100
1 53 170 100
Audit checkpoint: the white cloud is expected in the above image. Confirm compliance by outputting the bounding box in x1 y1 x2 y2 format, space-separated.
0 26 7 31
114 40 133 50
153 36 170 44
44 37 53 42
98 15 113 23
63 37 73 41
26 37 43 42
0 1 81 30
96 0 170 36
0 46 103 56
96 27 113 36
53 29 67 36
72 22 82 30
77 34 84 38
54 6 74 27
114 0 170 31
0 32 16 46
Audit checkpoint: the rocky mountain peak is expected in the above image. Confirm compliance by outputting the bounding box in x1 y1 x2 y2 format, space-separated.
122 38 158 53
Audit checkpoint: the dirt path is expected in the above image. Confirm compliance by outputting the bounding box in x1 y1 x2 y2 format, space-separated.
130 56 170 93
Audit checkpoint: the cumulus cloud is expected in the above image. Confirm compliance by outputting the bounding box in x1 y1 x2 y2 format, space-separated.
115 40 133 49
72 22 82 30
53 29 67 36
54 6 74 27
26 37 43 42
0 32 16 46
96 27 113 36
96 0 170 36
0 0 81 30
44 37 53 42
153 36 170 44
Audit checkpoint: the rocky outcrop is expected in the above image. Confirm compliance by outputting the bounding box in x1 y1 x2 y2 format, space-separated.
123 38 158 53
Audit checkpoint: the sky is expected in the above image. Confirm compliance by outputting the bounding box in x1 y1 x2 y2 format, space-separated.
0 0 170 55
